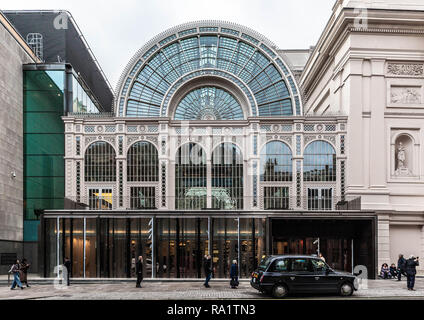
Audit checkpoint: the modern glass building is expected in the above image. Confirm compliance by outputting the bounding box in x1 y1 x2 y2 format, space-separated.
39 21 375 280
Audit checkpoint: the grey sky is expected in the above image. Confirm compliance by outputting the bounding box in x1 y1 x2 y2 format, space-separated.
2 0 335 89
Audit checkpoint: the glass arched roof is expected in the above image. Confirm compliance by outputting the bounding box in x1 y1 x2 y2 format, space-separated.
174 86 243 120
116 22 302 118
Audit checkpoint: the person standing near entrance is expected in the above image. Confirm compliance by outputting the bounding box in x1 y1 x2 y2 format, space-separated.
405 255 419 290
136 256 143 288
63 257 71 286
9 260 24 290
203 255 212 288
230 260 239 289
19 258 31 288
397 254 407 281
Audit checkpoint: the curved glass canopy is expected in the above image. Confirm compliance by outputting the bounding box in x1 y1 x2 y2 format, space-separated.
174 86 244 120
118 25 302 118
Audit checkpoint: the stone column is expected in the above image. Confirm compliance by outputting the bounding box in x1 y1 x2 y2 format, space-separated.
377 214 390 274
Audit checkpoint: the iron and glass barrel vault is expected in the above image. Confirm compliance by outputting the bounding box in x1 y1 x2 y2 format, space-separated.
115 21 303 118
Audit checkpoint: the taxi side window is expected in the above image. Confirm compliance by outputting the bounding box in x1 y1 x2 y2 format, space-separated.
269 259 290 272
291 258 313 272
311 259 328 272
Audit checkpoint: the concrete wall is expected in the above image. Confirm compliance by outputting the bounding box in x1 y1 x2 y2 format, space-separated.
0 15 36 273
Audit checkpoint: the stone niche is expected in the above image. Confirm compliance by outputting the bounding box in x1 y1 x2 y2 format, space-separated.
390 131 419 179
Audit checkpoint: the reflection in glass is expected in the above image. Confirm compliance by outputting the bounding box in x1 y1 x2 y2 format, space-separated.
127 141 158 182
130 218 151 278
85 141 116 182
260 141 292 181
264 187 289 209
89 188 113 210
130 187 156 209
156 218 208 278
212 143 243 209
175 143 207 210
303 140 336 182
85 219 97 277
71 219 84 278
212 218 238 278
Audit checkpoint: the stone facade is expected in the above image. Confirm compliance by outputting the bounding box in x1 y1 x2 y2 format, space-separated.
301 0 424 271
0 13 38 273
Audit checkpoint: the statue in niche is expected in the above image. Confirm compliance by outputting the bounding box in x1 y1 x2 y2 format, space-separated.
395 141 411 176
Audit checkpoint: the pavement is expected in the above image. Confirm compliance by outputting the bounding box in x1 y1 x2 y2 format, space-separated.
0 277 424 300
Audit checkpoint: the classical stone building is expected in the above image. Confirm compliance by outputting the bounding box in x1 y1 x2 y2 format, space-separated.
301 0 424 273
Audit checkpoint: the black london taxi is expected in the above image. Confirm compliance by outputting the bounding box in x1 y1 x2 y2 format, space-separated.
251 255 359 298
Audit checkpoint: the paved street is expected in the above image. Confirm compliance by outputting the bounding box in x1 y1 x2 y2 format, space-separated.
0 278 424 300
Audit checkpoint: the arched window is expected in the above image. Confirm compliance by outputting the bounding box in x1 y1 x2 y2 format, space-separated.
175 143 207 209
127 141 159 182
174 86 244 120
260 141 292 181
85 141 116 182
212 143 243 209
303 141 336 181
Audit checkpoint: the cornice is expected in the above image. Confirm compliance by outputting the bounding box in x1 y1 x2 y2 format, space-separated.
300 8 424 97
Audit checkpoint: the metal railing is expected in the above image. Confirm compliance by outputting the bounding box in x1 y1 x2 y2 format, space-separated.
62 195 361 211
67 112 115 118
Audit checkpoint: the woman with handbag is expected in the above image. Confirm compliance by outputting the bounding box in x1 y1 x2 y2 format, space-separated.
230 260 239 289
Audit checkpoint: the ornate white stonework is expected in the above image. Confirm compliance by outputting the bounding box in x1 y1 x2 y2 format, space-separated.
387 63 424 76
391 87 422 104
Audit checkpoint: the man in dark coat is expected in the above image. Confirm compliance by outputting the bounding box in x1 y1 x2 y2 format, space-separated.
230 260 239 289
203 255 212 288
63 257 71 286
397 254 407 281
405 255 419 290
136 256 143 288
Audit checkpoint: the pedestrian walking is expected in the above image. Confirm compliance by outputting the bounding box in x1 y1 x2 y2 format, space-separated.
230 260 239 289
405 255 419 291
63 257 71 286
9 260 24 290
203 255 212 288
319 253 326 262
136 256 143 288
19 258 31 288
397 254 407 281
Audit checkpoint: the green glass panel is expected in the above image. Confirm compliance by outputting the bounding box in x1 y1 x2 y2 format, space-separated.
24 134 64 155
24 113 64 133
25 177 65 198
25 199 64 220
24 70 64 92
24 91 64 112
25 155 65 177
23 220 40 241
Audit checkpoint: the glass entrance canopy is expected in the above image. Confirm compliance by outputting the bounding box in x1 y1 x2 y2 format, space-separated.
116 22 302 118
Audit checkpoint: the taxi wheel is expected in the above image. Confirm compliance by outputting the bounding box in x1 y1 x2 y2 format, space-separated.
272 284 288 298
339 282 354 296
